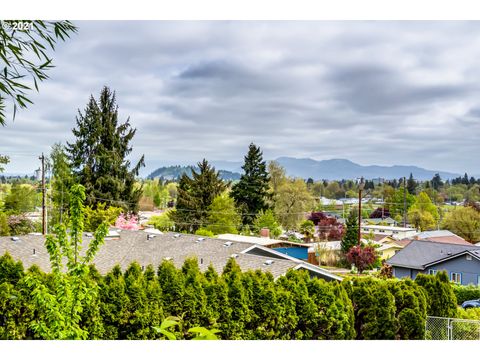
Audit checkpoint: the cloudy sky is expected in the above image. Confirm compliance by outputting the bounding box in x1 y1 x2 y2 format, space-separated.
2 21 480 176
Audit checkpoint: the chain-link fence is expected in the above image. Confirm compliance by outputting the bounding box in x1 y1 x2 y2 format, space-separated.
426 316 480 340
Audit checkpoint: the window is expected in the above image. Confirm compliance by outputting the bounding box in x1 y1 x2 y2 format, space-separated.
450 272 462 284
428 269 438 275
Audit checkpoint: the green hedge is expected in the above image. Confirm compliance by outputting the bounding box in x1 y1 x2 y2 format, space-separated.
452 284 480 305
0 253 451 340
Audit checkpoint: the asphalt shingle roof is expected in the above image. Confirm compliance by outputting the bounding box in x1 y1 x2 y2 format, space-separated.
0 231 340 280
386 240 480 269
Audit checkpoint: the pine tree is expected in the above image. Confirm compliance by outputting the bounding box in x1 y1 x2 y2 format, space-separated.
169 159 227 232
407 173 417 195
231 143 271 225
341 210 358 253
66 87 145 212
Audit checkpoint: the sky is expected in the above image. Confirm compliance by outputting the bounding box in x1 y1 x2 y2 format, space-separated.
2 21 480 176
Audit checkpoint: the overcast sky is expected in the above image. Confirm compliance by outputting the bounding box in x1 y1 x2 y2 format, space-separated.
2 21 480 176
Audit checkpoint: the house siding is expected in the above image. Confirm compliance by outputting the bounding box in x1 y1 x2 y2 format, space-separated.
393 254 480 285
424 255 480 285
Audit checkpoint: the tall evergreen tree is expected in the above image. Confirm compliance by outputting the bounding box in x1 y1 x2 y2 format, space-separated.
406 173 417 195
66 87 145 212
231 143 271 225
341 210 358 253
169 159 227 232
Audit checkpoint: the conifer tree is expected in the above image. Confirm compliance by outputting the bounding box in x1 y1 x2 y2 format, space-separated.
66 87 145 212
407 173 417 195
169 159 227 232
341 210 358 253
231 143 271 225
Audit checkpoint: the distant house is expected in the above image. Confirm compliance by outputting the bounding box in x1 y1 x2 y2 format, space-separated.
387 241 480 285
413 230 471 246
360 224 417 240
364 217 396 226
0 231 341 282
374 236 406 260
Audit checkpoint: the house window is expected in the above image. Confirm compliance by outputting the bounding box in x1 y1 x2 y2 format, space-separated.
450 272 462 284
428 269 438 275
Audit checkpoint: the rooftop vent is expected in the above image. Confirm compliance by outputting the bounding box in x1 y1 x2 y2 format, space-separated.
223 241 233 247
147 234 156 240
447 251 452 255
264 259 274 266
231 254 239 259
466 254 472 261
32 248 36 256
195 237 205 243
163 257 173 261
85 233 93 237
11 237 20 242
173 234 181 238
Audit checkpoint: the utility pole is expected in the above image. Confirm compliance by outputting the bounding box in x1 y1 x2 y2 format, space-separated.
39 153 46 235
403 176 407 227
358 177 365 245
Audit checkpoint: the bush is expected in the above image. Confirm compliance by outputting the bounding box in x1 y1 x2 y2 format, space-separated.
148 212 175 231
452 284 480 305
7 214 35 235
84 203 122 232
415 271 457 317
346 245 377 273
195 228 214 237
0 212 10 235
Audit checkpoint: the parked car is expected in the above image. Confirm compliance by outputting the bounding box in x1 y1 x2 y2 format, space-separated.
461 299 480 309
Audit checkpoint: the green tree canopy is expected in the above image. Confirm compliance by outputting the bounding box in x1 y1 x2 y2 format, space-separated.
407 192 439 231
206 192 241 235
231 143 271 225
442 206 480 243
169 159 227 232
66 86 145 212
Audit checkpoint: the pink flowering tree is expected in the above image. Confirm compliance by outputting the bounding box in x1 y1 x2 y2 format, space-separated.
115 213 141 230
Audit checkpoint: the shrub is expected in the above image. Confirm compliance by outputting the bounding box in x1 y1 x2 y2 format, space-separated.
452 284 480 305
0 212 10 236
7 214 35 235
195 228 214 237
148 212 175 231
115 213 140 230
415 271 457 317
346 245 377 273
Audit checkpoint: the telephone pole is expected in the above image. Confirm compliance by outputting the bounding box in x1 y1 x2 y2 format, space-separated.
403 176 407 227
358 177 365 245
39 153 46 235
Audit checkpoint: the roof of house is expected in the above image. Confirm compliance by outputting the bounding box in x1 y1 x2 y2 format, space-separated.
0 231 341 281
360 224 417 232
386 240 480 270
413 230 471 245
217 233 281 247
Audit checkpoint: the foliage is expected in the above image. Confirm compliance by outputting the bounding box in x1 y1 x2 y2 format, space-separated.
0 212 10 235
194 228 215 237
231 143 271 225
24 184 109 339
442 206 480 243
414 271 457 317
148 212 175 231
3 183 36 214
252 209 282 238
66 87 145 212
0 20 77 126
452 284 480 305
308 211 327 225
346 245 377 273
169 159 227 232
456 307 480 320
0 155 10 173
407 192 439 231
206 193 241 235
49 143 74 225
385 186 415 220
299 220 315 241
7 214 35 235
317 217 344 241
274 178 312 230
115 213 140 230
84 202 122 232
341 210 358 254
369 207 390 219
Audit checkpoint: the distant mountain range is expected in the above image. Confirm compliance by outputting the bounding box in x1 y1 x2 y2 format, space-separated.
147 165 241 181
147 158 461 181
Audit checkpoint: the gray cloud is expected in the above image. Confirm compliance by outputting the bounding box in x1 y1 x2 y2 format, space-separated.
2 21 480 176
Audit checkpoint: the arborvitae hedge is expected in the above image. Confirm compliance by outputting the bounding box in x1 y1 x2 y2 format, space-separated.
0 253 451 340
452 284 480 305
414 271 457 318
